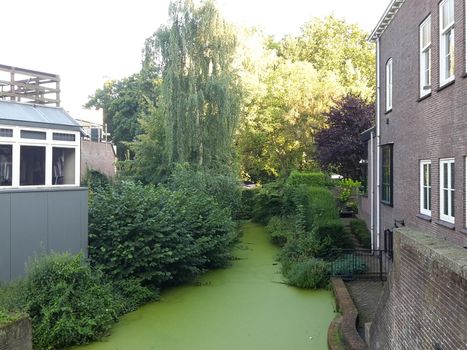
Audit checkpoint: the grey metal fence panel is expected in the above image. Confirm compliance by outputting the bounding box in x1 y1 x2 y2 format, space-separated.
0 194 11 281
0 188 88 282
10 192 48 279
47 191 82 254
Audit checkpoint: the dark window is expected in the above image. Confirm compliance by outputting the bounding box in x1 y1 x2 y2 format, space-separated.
53 132 76 142
21 130 46 140
20 146 45 185
0 128 13 137
381 144 393 205
0 144 12 186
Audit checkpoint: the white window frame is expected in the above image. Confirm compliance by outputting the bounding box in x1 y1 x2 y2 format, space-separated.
440 158 455 224
420 160 432 216
386 58 393 111
420 16 432 97
439 0 455 86
0 124 80 189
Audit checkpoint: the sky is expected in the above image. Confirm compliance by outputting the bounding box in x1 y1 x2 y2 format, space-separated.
1 0 388 122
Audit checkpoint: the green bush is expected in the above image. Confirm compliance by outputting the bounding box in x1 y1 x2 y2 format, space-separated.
237 187 257 220
286 170 326 187
282 259 330 289
252 181 286 224
111 278 159 316
265 216 295 246
312 220 354 258
330 255 367 276
22 253 117 350
82 169 110 191
89 181 236 287
0 308 21 326
349 219 371 248
308 186 340 225
167 164 241 218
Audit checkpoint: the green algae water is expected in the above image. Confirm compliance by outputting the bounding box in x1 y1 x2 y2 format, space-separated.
74 222 335 350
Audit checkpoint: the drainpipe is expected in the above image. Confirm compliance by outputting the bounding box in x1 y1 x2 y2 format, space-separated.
370 130 374 250
376 37 381 250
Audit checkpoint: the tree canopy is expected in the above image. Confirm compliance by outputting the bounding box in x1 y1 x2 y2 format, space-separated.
85 4 376 183
315 95 374 180
140 0 240 170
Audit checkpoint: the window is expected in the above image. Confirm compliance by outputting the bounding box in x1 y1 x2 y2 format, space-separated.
0 144 12 186
381 145 393 205
20 130 46 140
420 160 432 216
53 132 76 142
440 0 455 85
20 146 46 186
52 148 75 185
440 158 455 223
0 128 13 138
420 16 431 97
386 59 393 111
0 126 80 188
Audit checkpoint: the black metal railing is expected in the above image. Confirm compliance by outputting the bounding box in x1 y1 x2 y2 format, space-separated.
327 249 391 281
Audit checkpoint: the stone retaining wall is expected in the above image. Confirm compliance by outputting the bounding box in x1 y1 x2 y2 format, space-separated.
331 277 368 350
0 317 32 350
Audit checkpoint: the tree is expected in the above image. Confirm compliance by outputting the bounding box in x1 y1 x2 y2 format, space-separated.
235 28 345 182
141 0 240 169
85 72 160 160
315 95 374 179
279 16 375 101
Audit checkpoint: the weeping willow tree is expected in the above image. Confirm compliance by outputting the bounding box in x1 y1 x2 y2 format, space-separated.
142 0 240 169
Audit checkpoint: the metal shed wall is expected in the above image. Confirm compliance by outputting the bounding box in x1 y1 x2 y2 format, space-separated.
0 187 88 281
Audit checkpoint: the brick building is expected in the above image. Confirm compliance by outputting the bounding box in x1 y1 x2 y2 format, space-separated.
361 0 467 348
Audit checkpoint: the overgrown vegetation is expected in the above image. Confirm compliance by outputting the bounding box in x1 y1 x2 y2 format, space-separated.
0 253 157 349
88 180 237 287
349 219 372 248
249 171 358 289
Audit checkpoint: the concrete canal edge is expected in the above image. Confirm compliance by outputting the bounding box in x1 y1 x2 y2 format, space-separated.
0 316 32 350
329 277 367 350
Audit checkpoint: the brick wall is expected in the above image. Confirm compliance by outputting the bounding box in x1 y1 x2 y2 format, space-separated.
378 0 467 248
80 140 116 179
370 227 467 350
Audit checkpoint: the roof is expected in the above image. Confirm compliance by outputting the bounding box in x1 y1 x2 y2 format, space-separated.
360 126 376 142
0 100 80 131
369 0 405 42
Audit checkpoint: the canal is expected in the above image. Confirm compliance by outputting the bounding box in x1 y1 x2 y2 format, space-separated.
75 222 335 350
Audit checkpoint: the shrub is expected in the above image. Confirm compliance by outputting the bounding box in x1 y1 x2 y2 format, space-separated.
312 220 354 258
349 219 371 248
111 278 159 316
236 187 257 220
330 255 367 276
82 169 110 191
308 186 340 225
265 216 295 246
22 253 117 350
286 170 326 187
252 181 286 224
282 259 330 289
0 308 21 326
167 164 241 218
89 181 236 287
